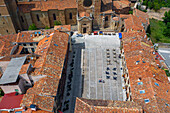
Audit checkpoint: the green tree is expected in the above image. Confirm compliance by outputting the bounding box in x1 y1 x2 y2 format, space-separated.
54 21 62 25
142 0 148 6
148 1 152 9
129 10 133 14
45 26 50 29
28 23 37 30
0 89 4 97
164 22 170 37
153 2 160 11
162 11 170 25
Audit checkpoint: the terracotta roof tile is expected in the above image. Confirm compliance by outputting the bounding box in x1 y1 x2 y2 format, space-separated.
75 97 143 113
79 12 90 18
0 34 18 57
124 15 144 32
122 31 170 113
113 1 130 9
20 93 55 112
54 25 71 32
18 0 77 13
133 8 149 24
21 31 69 112
112 17 119 21
19 64 30 75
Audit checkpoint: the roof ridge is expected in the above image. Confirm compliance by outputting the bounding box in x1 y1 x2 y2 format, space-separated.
149 78 161 113
39 32 54 73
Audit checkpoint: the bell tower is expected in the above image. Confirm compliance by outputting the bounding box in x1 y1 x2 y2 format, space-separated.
77 0 101 28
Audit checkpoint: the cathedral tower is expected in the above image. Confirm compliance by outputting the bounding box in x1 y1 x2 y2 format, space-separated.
77 0 101 29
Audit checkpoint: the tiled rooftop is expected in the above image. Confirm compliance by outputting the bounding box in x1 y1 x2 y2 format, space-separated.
122 31 170 113
20 93 55 112
0 34 17 57
54 25 71 32
75 97 143 113
113 1 130 9
133 8 149 24
20 31 69 112
18 0 77 13
124 14 144 32
79 12 90 18
19 64 30 75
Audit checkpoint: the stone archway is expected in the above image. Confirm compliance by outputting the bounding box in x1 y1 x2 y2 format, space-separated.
83 27 86 33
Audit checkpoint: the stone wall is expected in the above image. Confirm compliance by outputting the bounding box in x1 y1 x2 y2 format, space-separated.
0 16 16 35
0 0 16 35
48 10 66 27
31 11 50 28
65 8 77 25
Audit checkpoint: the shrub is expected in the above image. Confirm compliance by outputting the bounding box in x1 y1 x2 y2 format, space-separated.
28 23 37 30
54 21 62 25
129 11 133 14
45 26 50 29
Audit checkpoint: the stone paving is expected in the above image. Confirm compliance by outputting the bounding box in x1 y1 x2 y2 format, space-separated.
61 34 125 113
81 35 124 101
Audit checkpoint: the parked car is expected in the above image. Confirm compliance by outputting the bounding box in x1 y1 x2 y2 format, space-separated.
76 34 83 37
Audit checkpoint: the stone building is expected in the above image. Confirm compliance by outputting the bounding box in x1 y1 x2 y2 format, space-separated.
17 0 77 30
0 0 22 35
77 0 131 34
0 0 132 35
0 0 77 36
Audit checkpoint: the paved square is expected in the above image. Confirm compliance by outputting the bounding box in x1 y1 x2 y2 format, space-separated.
81 35 123 101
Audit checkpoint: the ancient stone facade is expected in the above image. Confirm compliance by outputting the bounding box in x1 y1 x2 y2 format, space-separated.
0 0 22 35
78 16 92 34
0 0 77 35
0 0 131 35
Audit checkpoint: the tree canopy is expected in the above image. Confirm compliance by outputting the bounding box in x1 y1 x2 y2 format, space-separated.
28 23 37 30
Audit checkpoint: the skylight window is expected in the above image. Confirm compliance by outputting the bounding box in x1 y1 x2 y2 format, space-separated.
138 82 143 85
22 35 24 37
165 103 170 107
139 90 145 94
144 99 150 103
136 61 140 64
142 61 145 63
155 82 159 86
54 44 58 46
45 40 48 42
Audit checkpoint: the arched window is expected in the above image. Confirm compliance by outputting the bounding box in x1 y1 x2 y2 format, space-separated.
69 13 72 19
83 0 92 7
105 16 108 21
36 14 40 21
53 13 56 20
21 16 24 22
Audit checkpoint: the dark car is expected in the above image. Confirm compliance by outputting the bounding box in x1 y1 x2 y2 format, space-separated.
76 34 83 37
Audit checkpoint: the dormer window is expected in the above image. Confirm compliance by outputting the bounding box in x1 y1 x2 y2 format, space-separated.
144 99 150 103
139 90 145 94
